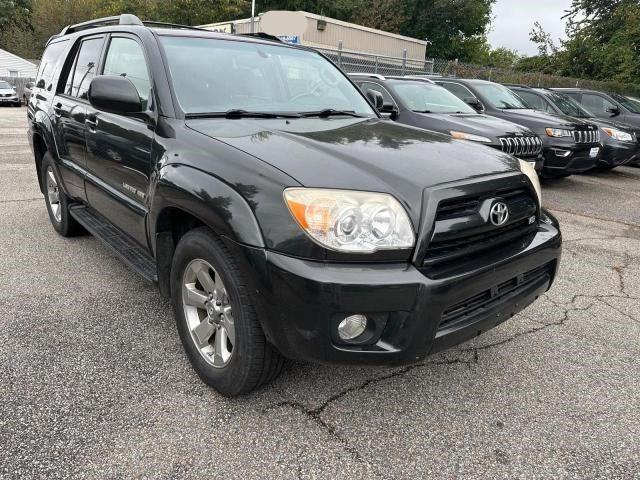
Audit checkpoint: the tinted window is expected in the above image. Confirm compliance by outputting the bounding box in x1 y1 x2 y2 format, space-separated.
36 40 68 91
581 93 616 116
611 94 640 114
358 81 395 105
546 92 592 118
514 90 549 111
66 37 103 99
474 83 528 109
391 81 475 113
438 81 476 101
103 37 151 109
160 37 375 116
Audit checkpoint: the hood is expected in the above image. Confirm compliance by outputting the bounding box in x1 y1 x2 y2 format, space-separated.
589 117 637 132
490 108 595 132
186 117 521 212
408 112 534 140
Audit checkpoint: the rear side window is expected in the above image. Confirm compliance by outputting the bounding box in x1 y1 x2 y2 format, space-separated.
102 37 151 109
36 40 68 91
64 37 104 99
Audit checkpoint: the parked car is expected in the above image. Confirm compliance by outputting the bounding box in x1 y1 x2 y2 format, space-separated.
349 74 544 172
554 88 640 129
22 81 34 105
433 78 601 178
508 85 640 169
0 80 21 106
28 14 561 396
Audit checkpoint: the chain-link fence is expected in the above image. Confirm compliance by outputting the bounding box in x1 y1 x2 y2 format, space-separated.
0 77 35 101
315 45 640 96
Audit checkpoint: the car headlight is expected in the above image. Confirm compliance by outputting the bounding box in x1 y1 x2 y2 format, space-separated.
518 159 542 206
450 131 492 143
602 127 634 142
284 188 415 253
545 128 572 138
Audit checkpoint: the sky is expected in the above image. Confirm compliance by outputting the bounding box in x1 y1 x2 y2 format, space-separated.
487 0 574 56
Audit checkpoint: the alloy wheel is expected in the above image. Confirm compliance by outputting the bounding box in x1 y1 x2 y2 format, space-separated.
45 166 61 223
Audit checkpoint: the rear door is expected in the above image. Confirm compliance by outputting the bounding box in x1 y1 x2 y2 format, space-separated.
51 35 105 200
84 33 154 247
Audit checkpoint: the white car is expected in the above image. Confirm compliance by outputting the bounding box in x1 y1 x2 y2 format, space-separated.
0 81 21 106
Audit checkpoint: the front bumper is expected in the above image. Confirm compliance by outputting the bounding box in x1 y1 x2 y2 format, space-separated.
0 96 20 105
229 218 562 366
542 142 600 175
599 141 639 167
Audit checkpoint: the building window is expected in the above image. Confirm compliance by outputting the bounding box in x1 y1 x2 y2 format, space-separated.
9 70 19 77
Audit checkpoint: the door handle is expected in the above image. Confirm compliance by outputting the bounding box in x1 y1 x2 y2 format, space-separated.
85 117 98 132
53 102 63 118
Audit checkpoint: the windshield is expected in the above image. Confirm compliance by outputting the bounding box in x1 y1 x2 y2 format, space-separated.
612 94 640 114
475 83 529 109
160 36 376 116
390 81 476 114
547 92 592 118
0 81 11 89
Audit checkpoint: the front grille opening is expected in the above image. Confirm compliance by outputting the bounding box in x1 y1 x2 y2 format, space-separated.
572 129 600 144
498 135 543 158
435 188 528 222
439 262 554 330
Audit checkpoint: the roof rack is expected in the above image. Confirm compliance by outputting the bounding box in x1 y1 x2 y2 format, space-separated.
59 14 143 36
389 75 435 84
347 73 386 80
238 32 284 43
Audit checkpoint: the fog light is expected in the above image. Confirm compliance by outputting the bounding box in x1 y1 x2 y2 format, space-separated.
338 314 368 340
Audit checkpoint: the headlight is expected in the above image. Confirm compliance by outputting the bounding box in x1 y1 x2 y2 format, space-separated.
518 160 542 206
284 188 415 253
545 128 572 138
602 127 634 142
450 131 492 143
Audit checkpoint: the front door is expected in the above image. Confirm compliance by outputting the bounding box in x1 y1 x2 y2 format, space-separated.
84 34 154 248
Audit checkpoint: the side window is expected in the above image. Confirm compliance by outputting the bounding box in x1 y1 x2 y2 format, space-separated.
65 37 104 100
102 37 151 110
36 40 68 91
516 90 548 111
438 82 475 101
581 94 615 117
359 81 395 105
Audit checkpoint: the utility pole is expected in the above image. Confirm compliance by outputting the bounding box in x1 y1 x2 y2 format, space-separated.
250 0 256 33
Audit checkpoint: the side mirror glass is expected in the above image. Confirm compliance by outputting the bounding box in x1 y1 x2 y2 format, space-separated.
365 89 384 110
464 97 484 112
380 103 399 120
88 76 142 115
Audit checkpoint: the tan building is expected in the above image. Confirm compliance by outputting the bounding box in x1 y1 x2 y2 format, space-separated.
199 10 428 59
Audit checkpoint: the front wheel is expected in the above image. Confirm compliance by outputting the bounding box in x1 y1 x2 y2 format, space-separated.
171 227 284 396
41 152 83 236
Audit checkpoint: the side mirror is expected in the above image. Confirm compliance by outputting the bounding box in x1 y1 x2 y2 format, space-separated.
36 79 45 89
88 76 142 115
606 105 620 116
464 97 484 112
365 89 384 110
380 103 399 120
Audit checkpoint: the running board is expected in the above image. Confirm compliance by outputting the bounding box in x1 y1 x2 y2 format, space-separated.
69 204 157 284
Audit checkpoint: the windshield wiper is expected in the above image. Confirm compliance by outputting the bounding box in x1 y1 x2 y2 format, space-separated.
299 109 366 118
186 109 302 119
414 110 433 113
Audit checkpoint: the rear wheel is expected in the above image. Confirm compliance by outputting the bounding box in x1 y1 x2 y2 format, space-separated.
171 227 284 396
41 152 83 237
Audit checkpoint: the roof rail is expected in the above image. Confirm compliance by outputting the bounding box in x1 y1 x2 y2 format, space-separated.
238 32 284 43
347 73 386 80
503 83 531 89
389 75 435 84
59 14 143 37
141 21 207 31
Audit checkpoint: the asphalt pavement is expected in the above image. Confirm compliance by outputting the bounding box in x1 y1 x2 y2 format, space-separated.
1 106 639 479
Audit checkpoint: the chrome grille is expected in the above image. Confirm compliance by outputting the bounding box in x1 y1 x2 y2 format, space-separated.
499 135 543 158
572 129 599 144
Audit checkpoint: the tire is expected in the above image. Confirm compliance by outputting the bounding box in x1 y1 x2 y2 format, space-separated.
41 152 84 237
171 227 284 396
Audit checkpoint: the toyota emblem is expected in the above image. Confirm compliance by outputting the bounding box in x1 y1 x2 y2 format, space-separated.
490 201 509 226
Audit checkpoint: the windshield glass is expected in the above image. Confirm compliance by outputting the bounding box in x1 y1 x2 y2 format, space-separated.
612 94 640 114
390 81 476 113
547 92 592 118
475 83 529 109
0 81 11 89
160 36 376 116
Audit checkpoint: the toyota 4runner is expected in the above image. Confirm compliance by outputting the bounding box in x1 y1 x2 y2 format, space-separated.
28 15 562 396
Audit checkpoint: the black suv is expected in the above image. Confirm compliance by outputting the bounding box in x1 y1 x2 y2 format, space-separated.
28 15 561 396
553 88 640 129
434 78 602 177
349 74 544 172
509 85 640 169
